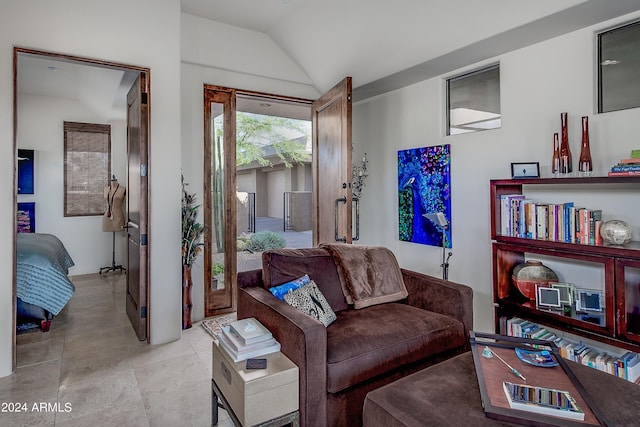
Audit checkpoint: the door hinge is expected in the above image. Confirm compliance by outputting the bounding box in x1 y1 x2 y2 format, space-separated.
141 92 148 105
140 164 147 177
141 234 147 246
141 306 147 319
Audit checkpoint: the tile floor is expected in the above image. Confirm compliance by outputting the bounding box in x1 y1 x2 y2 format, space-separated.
0 273 233 427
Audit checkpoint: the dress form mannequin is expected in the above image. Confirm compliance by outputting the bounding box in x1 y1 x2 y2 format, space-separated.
102 179 126 232
100 176 127 274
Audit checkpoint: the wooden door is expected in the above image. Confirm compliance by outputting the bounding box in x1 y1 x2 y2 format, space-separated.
312 77 353 246
126 73 149 340
204 86 236 317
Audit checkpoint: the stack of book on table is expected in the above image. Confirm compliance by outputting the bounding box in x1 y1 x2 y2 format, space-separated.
217 317 280 362
608 149 640 176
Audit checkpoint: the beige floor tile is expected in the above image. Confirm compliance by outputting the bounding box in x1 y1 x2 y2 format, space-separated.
55 367 144 423
16 336 65 368
129 338 195 368
54 400 149 427
183 322 216 353
0 406 56 427
0 359 60 402
196 349 213 376
59 345 134 387
134 353 210 395
142 379 211 427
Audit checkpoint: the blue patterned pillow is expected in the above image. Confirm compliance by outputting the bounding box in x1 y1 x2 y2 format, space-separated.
269 274 311 300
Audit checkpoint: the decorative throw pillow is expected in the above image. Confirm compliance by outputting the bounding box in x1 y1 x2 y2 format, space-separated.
284 280 337 327
269 274 310 300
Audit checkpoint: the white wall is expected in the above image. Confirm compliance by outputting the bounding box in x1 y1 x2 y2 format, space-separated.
17 94 127 275
354 10 640 334
180 13 320 322
267 170 285 219
0 0 182 377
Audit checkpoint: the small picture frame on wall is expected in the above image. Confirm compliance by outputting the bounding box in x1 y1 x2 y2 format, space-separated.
511 162 540 179
17 202 36 233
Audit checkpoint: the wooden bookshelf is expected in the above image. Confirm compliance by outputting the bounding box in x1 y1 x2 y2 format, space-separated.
491 177 640 353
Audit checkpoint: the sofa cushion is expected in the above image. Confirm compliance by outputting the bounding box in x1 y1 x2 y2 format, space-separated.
284 280 337 327
325 303 466 393
262 248 349 312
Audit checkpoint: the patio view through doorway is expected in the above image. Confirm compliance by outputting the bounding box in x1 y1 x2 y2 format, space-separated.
210 93 313 294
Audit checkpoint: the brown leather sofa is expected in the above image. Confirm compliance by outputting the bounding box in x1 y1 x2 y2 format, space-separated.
237 247 473 427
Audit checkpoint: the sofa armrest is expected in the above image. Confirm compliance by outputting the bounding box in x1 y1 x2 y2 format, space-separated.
401 269 473 338
237 268 263 289
238 285 327 427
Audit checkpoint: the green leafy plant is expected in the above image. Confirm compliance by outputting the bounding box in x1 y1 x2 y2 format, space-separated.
212 262 224 276
247 231 286 252
182 175 205 266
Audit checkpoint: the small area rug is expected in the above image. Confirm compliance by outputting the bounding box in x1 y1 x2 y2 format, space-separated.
201 312 237 339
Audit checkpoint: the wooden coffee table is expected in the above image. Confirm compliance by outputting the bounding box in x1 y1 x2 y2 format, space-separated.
363 351 640 427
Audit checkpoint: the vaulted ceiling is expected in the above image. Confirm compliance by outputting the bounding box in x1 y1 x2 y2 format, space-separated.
181 0 640 100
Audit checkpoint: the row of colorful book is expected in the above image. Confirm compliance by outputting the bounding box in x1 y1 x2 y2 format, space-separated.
216 317 281 362
506 317 640 384
608 150 640 176
500 194 603 245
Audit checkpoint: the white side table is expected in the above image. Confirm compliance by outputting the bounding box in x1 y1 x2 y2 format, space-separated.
212 341 299 426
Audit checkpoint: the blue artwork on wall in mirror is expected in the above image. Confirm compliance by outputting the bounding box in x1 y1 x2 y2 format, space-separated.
18 149 34 194
398 144 451 247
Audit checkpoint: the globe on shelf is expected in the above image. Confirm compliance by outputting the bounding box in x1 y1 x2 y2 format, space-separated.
600 220 633 245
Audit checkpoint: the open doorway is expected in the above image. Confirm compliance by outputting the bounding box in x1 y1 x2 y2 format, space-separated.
203 87 313 317
12 48 150 367
235 93 313 271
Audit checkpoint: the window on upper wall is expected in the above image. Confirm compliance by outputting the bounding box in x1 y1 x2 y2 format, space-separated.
446 64 501 135
598 20 640 113
63 121 111 217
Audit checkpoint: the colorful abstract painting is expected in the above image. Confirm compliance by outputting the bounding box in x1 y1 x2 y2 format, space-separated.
398 144 451 247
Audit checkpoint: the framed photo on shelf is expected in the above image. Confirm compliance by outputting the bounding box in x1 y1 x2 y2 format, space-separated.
511 162 540 179
536 286 562 310
551 283 575 306
576 289 604 312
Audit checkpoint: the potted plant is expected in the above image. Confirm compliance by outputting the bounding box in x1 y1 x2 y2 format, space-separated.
181 175 204 329
211 262 224 290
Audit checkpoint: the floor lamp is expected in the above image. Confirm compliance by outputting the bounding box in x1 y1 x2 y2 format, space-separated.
423 212 452 280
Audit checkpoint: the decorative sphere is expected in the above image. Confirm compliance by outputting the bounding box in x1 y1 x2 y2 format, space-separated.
600 220 632 245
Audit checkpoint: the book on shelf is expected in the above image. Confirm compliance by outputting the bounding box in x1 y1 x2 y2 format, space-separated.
506 317 640 383
608 170 640 176
617 158 640 165
611 164 640 172
502 382 585 421
228 317 273 346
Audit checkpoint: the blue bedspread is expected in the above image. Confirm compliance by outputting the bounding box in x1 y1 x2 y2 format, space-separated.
16 233 75 315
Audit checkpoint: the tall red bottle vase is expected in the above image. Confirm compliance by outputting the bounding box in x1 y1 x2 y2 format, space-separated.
551 132 560 176
559 112 572 174
578 116 593 175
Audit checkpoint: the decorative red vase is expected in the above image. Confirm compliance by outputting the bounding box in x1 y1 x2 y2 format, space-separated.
559 112 572 174
182 264 193 329
578 116 592 175
551 132 560 175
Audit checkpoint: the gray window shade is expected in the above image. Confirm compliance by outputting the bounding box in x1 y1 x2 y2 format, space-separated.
64 122 111 217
